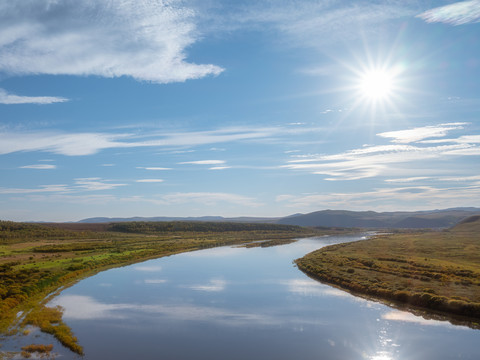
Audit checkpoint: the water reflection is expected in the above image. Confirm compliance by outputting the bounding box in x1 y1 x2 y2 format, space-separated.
182 278 227 292
52 294 283 326
382 310 469 329
284 278 356 298
42 235 480 360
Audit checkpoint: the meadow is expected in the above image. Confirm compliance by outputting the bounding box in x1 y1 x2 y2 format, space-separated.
296 216 480 325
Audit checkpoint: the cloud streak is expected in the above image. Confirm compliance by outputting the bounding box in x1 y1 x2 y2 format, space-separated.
0 1 223 83
0 178 125 194
377 123 467 144
277 184 480 211
0 125 320 156
179 160 226 165
0 88 68 105
283 123 479 180
200 1 419 48
19 164 57 170
417 0 480 26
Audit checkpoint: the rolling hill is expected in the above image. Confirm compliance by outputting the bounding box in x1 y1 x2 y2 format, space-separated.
78 208 480 229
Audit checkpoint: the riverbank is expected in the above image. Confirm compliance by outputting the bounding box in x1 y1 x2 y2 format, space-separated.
295 217 480 325
1 221 326 354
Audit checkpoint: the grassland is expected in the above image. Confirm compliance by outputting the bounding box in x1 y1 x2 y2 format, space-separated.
0 220 322 355
296 216 480 326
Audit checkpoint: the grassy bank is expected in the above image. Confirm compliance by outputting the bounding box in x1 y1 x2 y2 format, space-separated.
296 217 480 326
1 220 322 354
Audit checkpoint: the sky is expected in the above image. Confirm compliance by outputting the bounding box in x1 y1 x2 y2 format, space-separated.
1 0 480 222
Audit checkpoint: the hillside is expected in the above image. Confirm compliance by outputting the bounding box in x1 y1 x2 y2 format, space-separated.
451 215 480 233
278 208 480 229
78 208 480 229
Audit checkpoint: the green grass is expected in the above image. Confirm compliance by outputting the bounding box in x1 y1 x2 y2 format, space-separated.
296 218 480 326
0 220 326 355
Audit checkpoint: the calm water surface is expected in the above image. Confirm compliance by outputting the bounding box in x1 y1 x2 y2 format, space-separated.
26 234 480 359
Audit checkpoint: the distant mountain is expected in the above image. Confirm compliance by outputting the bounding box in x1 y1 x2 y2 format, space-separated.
78 208 480 229
79 216 279 224
276 208 480 229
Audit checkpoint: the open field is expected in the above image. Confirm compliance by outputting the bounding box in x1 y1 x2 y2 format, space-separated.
0 220 323 354
296 216 480 326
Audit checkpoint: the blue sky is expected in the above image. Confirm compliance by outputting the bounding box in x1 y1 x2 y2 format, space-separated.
1 0 480 222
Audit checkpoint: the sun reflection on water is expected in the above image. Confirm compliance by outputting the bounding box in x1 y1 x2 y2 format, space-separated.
370 352 394 360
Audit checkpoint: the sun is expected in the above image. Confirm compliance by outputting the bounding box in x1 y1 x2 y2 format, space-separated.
359 69 394 101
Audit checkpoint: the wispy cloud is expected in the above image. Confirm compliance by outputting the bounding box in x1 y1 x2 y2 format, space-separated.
0 88 68 105
276 185 480 211
385 177 431 183
0 125 309 156
74 178 126 191
283 123 479 180
417 0 480 26
0 1 223 83
200 1 419 48
377 123 467 144
0 185 70 195
0 178 125 194
179 160 226 165
209 166 231 170
135 179 164 183
136 167 172 171
0 131 131 156
19 164 57 170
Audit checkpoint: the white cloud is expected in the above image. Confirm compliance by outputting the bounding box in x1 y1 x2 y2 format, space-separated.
135 179 164 183
0 131 131 156
0 184 70 194
0 125 308 156
0 1 223 83
377 123 467 144
385 177 431 183
74 178 126 191
19 164 56 170
209 166 231 170
0 178 126 194
0 88 68 104
137 167 172 171
276 185 480 211
283 123 480 181
417 0 480 26
202 1 419 48
179 160 225 165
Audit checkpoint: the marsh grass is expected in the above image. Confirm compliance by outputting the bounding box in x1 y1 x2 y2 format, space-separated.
296 220 480 324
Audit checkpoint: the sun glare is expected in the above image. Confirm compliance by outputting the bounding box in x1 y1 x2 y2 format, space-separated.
359 69 394 100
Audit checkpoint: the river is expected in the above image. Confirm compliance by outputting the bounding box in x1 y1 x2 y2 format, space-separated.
10 234 480 359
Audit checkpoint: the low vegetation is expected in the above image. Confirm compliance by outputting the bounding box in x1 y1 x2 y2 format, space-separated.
0 220 323 355
296 216 480 326
21 344 54 359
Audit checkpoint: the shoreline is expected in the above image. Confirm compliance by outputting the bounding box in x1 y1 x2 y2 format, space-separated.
295 229 480 329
